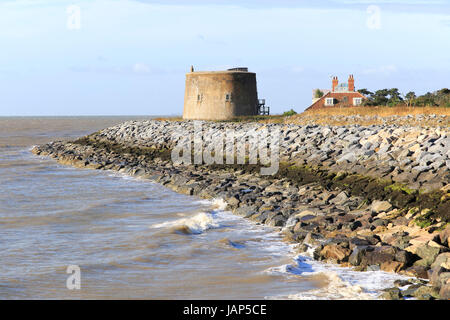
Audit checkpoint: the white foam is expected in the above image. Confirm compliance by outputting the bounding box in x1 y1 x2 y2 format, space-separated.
151 212 219 234
159 194 410 299
266 253 413 300
280 271 375 300
193 199 213 206
283 215 298 229
210 198 228 211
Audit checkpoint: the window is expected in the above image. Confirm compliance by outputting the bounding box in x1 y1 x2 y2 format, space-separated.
353 97 362 106
225 93 232 102
325 98 334 106
197 94 203 102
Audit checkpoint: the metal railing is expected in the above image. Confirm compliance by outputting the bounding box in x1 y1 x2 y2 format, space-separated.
257 99 270 115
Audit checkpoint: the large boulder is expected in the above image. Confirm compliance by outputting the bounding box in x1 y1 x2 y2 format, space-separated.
431 252 450 270
329 191 349 205
266 213 287 227
348 237 372 250
381 261 405 273
403 265 429 279
361 246 397 266
430 267 450 289
395 249 416 266
412 286 441 300
370 200 393 214
391 235 412 250
415 245 441 267
402 284 423 297
349 246 372 266
234 205 257 218
439 282 450 300
439 226 450 247
226 196 240 209
320 244 351 263
380 287 402 300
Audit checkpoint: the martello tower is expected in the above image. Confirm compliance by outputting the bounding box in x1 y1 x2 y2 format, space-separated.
182 67 259 120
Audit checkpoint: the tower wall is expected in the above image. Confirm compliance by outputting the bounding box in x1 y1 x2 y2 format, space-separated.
183 70 258 120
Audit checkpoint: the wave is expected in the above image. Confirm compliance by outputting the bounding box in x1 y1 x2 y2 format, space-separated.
194 198 228 211
279 271 374 300
265 253 413 300
151 212 219 235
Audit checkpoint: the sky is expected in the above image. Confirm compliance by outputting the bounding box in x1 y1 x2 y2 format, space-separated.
0 0 449 116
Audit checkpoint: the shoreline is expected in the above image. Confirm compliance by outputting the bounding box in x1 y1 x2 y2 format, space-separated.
31 119 450 300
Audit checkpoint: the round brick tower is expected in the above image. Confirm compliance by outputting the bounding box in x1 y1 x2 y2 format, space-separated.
183 67 259 120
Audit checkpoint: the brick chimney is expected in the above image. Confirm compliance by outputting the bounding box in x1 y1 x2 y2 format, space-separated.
348 74 355 92
332 76 338 92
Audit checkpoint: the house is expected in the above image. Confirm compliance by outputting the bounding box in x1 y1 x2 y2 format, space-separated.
306 75 366 110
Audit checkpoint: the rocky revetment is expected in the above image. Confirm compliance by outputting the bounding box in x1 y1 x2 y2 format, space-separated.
32 117 450 300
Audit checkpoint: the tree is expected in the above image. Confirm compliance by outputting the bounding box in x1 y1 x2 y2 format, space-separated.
370 89 389 106
388 88 402 100
357 87 448 107
415 92 437 107
314 89 324 99
405 92 416 107
357 88 373 96
435 88 450 107
437 88 450 96
387 88 403 106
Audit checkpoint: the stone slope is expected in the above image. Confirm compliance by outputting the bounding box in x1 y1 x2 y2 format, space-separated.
95 120 449 193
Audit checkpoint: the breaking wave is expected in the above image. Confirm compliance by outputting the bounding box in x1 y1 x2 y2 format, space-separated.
151 212 219 235
265 252 413 300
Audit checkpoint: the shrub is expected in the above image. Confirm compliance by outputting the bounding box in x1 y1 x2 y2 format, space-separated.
282 109 297 117
314 89 324 99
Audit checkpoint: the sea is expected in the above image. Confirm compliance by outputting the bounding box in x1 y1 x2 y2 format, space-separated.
0 116 409 299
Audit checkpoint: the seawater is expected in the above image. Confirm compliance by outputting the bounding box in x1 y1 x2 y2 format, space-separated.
0 117 409 299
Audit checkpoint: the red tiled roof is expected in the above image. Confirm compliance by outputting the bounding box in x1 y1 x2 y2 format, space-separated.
306 91 366 110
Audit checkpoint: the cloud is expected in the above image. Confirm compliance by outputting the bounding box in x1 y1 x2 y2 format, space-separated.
196 34 227 45
291 66 305 73
69 63 167 76
0 0 88 8
132 0 332 8
132 63 151 74
441 18 450 28
362 65 398 75
131 0 450 14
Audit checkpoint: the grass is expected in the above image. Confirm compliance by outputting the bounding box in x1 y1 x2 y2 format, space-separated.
285 106 450 127
301 106 450 117
284 106 450 126
384 183 417 195
152 115 286 123
218 115 285 123
415 218 434 229
153 116 183 121
152 106 449 127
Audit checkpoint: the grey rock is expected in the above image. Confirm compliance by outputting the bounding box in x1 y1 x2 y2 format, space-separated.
370 200 393 213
